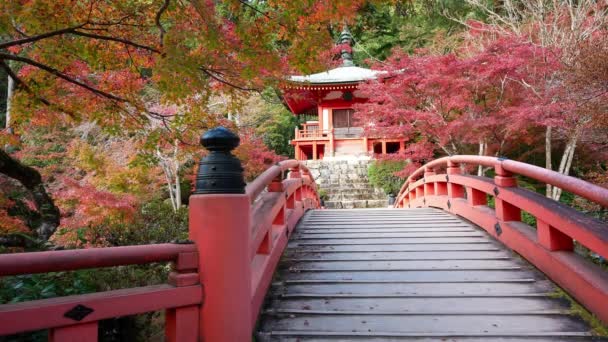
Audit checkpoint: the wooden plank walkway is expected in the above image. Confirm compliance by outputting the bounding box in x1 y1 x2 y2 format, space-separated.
257 208 605 341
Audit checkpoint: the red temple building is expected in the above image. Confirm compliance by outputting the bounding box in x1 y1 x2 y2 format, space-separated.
281 27 406 161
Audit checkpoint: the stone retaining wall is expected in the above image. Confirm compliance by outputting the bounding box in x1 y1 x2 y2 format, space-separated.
304 159 388 209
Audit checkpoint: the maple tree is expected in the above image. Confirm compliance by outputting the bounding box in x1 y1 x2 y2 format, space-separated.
0 0 378 248
233 129 285 181
462 0 608 199
355 30 559 176
0 0 370 127
356 2 607 191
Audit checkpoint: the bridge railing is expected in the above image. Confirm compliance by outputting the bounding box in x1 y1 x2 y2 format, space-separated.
247 160 319 324
395 155 608 323
0 243 201 341
164 127 320 341
0 127 320 341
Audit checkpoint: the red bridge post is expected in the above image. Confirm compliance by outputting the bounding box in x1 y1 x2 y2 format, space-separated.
494 164 521 222
446 161 464 200
424 167 436 197
189 127 252 341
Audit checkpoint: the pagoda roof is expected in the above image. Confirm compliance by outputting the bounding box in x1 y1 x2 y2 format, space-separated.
288 65 380 85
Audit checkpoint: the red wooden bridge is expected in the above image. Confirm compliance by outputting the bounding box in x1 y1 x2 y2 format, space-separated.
0 127 607 341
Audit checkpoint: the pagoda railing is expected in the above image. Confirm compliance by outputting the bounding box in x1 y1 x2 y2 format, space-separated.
294 127 331 140
0 127 321 341
395 155 608 323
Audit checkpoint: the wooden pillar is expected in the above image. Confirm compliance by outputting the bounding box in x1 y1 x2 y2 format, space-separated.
329 128 335 157
312 141 317 160
399 140 405 153
381 140 387 155
189 127 252 341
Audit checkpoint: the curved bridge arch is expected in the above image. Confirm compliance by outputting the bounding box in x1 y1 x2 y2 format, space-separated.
395 155 608 323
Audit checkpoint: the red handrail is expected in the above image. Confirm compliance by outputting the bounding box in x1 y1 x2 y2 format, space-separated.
396 156 608 207
395 155 608 324
0 243 196 276
246 160 313 203
0 242 200 340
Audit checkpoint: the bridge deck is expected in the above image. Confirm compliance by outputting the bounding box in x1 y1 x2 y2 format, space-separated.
257 208 602 341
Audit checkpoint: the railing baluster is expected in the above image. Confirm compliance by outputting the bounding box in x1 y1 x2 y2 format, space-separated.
467 188 487 206
494 164 521 222
166 251 200 342
424 167 435 196
165 306 198 342
435 180 448 196
447 161 464 199
537 220 574 251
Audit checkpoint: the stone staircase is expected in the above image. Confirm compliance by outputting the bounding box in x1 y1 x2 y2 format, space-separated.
304 159 388 209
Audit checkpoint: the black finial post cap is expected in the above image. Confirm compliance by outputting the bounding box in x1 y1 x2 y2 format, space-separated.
200 126 240 152
194 127 246 194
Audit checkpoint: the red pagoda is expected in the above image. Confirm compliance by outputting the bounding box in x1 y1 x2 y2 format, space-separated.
281 27 406 161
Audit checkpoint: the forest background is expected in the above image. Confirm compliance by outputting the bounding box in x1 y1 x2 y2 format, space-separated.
0 1 606 339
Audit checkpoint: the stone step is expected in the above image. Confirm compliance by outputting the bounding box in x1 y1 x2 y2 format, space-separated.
367 199 389 208
318 177 371 184
327 194 387 201
325 199 388 209
321 187 382 194
318 180 381 187
305 159 389 209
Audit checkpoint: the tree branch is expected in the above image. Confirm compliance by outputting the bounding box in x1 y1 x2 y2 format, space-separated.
155 0 170 47
0 60 51 106
0 53 128 102
0 25 85 50
200 67 261 92
71 30 161 53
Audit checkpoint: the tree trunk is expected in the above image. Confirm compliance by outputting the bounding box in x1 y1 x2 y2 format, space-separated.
0 149 60 246
156 141 181 212
173 140 181 209
174 164 182 209
545 126 552 198
477 141 486 176
164 168 177 212
552 133 578 201
6 71 13 129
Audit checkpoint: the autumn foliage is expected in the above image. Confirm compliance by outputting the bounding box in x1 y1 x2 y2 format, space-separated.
355 21 607 177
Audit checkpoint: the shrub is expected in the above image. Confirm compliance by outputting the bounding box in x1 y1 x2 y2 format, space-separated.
368 160 407 196
317 188 328 201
